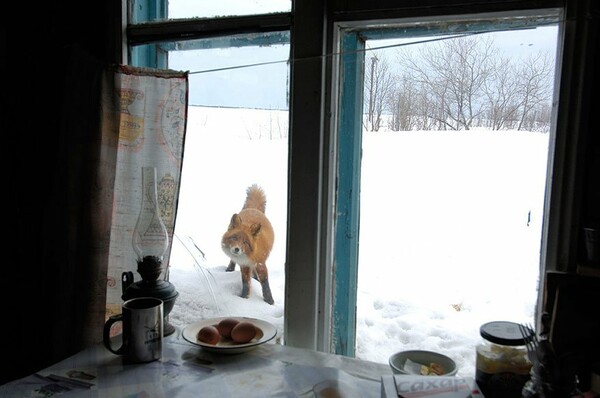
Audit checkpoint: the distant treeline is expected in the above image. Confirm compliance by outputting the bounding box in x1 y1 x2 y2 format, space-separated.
364 35 554 133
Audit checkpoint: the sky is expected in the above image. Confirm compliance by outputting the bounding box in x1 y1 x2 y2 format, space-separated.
168 0 290 19
167 105 549 379
167 25 558 110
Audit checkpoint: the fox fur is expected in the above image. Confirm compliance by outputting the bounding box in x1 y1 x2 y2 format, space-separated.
221 184 275 305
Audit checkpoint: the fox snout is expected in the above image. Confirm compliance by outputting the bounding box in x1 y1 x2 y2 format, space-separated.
222 238 252 265
226 245 243 256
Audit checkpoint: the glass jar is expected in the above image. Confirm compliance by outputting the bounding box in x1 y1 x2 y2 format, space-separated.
475 321 533 398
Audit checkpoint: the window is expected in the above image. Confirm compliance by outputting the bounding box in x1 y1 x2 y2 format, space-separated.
129 13 291 337
126 0 584 375
166 36 290 337
330 11 561 376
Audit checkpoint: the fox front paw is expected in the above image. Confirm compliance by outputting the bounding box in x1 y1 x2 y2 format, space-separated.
226 261 236 272
261 281 274 305
241 283 250 299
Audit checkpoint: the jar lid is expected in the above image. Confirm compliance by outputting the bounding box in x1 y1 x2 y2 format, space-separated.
480 321 532 346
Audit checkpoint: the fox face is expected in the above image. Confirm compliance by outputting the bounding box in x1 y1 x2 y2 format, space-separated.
221 214 264 267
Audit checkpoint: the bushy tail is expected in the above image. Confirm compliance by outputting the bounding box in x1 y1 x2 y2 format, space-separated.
243 184 267 213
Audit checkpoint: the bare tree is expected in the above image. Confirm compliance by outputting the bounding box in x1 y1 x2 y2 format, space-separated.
398 35 495 130
483 56 522 130
376 34 554 133
364 52 394 131
387 71 420 131
515 51 554 131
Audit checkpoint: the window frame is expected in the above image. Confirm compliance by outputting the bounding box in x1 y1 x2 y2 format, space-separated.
330 8 563 357
124 0 589 358
319 0 584 357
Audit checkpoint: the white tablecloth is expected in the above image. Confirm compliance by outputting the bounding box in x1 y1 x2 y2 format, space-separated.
1 327 393 397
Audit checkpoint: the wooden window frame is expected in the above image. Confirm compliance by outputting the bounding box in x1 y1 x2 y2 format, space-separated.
125 0 591 358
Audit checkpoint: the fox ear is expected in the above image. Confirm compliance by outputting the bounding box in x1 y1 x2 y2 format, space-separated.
228 214 242 230
250 223 262 236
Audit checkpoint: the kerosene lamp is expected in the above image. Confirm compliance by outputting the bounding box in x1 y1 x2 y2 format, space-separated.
122 166 179 336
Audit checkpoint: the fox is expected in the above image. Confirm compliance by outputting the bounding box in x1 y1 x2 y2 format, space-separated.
221 184 275 305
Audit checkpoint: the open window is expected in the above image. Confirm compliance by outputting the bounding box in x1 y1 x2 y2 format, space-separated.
126 1 291 343
329 9 562 376
124 0 591 378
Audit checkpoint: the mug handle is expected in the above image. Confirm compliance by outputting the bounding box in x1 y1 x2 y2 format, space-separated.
103 314 125 355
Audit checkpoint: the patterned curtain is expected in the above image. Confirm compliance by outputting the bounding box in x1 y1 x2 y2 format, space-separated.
103 65 189 319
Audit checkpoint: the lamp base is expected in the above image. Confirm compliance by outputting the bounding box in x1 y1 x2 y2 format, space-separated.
122 272 179 337
164 318 176 336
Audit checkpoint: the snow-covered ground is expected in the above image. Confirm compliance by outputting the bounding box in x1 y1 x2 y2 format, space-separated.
168 106 547 378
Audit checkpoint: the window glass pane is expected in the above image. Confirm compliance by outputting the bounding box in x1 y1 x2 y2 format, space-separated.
349 23 559 377
156 36 289 342
168 0 291 19
168 37 289 108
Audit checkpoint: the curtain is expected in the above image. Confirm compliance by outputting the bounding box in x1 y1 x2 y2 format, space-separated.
103 65 189 319
5 48 188 385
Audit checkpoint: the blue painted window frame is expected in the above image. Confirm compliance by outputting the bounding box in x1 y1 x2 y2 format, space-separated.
127 1 561 359
129 0 167 67
332 31 364 357
332 10 560 357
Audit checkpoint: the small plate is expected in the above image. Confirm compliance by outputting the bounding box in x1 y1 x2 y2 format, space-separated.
182 316 277 354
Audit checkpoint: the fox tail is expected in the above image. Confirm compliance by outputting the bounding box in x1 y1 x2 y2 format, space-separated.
242 184 267 214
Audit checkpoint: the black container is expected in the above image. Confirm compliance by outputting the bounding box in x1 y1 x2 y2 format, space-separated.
122 271 179 336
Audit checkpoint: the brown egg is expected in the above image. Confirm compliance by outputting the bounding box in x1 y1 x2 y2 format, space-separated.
316 387 343 398
197 325 221 345
217 318 240 339
230 321 257 344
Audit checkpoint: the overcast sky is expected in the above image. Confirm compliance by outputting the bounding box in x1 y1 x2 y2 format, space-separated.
168 25 558 110
168 0 290 19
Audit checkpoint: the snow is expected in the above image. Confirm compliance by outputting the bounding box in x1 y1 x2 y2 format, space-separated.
168 106 547 379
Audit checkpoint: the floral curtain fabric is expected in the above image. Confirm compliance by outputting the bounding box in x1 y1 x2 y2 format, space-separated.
103 65 189 319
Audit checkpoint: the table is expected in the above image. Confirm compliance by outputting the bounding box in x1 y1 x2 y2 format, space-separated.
0 327 392 397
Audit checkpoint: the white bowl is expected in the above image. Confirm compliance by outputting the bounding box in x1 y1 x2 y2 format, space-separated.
389 350 458 376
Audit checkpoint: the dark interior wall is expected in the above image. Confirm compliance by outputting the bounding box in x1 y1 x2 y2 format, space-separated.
571 0 600 266
3 0 599 387
581 2 600 230
5 1 117 385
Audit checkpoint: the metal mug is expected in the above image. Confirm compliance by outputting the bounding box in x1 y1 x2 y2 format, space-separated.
103 297 164 363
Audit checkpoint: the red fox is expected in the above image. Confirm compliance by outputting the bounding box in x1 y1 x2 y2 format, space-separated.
221 184 275 305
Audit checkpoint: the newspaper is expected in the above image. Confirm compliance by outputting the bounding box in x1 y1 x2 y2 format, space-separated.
381 375 484 398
